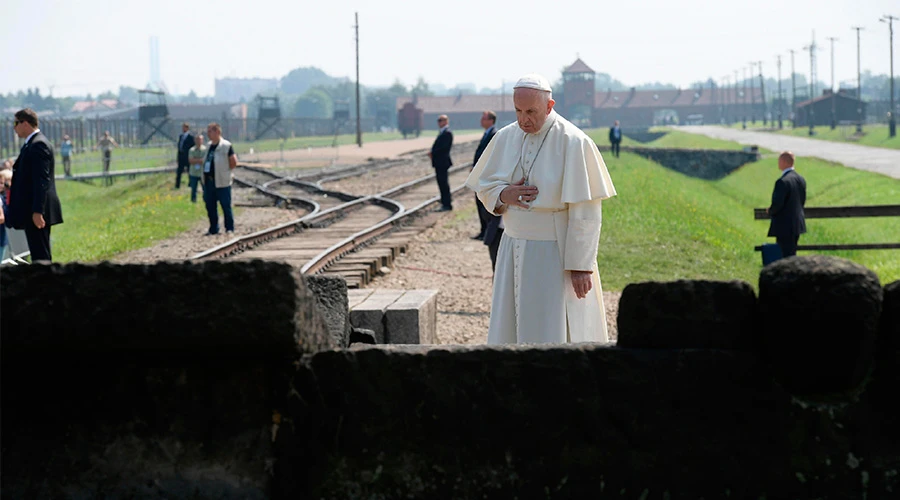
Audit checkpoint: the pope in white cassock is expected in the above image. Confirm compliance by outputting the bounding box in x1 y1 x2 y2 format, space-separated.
466 74 617 344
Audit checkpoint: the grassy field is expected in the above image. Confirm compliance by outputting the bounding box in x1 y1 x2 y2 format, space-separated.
54 130 481 175
584 128 749 150
725 121 900 150
597 152 900 290
51 175 208 262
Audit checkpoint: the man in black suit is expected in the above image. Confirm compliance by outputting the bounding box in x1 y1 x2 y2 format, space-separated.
8 108 64 263
767 151 807 258
175 122 195 189
472 110 498 240
428 114 453 211
608 120 622 158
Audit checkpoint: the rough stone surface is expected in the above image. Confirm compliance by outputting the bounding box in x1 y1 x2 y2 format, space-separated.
279 343 900 499
880 280 900 356
617 280 757 349
0 260 333 498
348 289 404 343
600 146 759 180
304 274 351 347
0 260 334 356
384 289 438 344
349 327 377 345
759 255 883 396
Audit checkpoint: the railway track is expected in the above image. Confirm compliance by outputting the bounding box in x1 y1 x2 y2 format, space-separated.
196 160 473 288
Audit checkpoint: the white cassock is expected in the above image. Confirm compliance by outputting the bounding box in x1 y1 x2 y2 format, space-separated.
465 110 617 344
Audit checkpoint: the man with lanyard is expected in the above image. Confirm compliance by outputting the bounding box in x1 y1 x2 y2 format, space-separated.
202 122 237 235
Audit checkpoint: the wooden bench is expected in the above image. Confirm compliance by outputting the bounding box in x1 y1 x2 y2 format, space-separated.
754 204 900 252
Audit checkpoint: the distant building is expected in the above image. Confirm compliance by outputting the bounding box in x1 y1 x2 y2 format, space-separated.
397 58 766 128
214 78 278 104
793 89 867 127
70 99 121 115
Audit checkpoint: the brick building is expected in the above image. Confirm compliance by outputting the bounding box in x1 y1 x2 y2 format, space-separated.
396 58 767 128
793 90 867 127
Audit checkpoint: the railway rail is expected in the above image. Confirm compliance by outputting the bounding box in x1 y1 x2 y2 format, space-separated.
194 154 474 288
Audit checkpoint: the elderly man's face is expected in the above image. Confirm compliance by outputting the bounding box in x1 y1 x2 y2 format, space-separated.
514 89 554 134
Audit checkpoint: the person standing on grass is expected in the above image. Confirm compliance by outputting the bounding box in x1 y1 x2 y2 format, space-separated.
97 131 118 185
175 122 195 190
766 151 806 258
187 134 207 203
202 123 237 235
466 74 617 345
608 120 622 158
428 114 454 211
8 108 63 263
60 134 74 177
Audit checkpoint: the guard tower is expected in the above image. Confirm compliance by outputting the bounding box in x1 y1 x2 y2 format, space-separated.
332 99 351 147
562 58 596 127
255 95 284 140
138 89 173 145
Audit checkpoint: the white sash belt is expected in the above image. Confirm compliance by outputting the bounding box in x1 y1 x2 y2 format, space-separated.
503 208 566 241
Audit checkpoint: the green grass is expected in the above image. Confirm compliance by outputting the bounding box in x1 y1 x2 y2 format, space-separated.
584 128 749 151
52 175 209 262
598 153 900 290
56 130 484 175
724 121 900 150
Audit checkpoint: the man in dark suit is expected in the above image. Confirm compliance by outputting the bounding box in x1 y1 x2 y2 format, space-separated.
175 122 195 189
608 120 622 158
767 151 807 258
428 114 453 211
8 108 64 263
472 110 498 240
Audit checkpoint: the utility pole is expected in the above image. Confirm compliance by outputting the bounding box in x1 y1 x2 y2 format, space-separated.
741 67 748 128
354 12 362 147
789 49 798 128
882 15 897 137
723 75 730 123
748 64 756 124
804 31 818 136
852 26 865 133
827 36 839 129
777 55 784 129
757 61 767 126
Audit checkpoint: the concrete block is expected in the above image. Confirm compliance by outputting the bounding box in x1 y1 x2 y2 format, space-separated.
348 289 405 344
384 290 438 344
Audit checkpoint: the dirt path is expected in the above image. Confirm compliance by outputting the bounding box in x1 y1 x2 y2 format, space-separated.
680 125 900 180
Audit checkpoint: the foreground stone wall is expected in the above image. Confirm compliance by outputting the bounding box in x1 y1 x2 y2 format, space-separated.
2 256 898 498
595 144 759 180
1 261 333 498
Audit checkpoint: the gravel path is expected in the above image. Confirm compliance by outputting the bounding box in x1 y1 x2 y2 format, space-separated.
113 201 308 264
680 125 900 180
367 192 621 345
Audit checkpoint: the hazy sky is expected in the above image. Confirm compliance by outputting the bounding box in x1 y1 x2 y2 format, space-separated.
1 0 897 97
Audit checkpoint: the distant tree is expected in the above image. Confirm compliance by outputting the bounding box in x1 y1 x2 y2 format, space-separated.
118 86 140 105
388 80 408 95
281 66 345 95
97 90 117 100
411 77 434 97
293 88 333 118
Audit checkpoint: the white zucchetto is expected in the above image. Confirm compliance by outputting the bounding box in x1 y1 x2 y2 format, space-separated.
513 74 552 93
